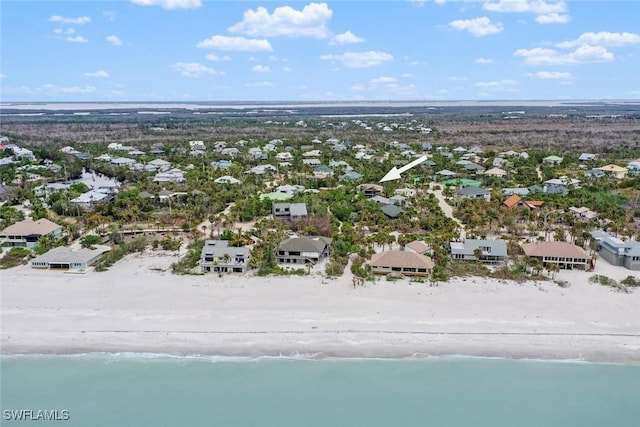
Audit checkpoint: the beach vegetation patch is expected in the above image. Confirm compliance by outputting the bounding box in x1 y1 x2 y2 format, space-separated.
620 275 640 287
94 236 147 272
171 238 205 274
0 247 32 269
589 274 631 293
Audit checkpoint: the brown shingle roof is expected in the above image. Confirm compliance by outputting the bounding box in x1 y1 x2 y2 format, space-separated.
0 218 62 237
371 251 434 270
521 241 589 259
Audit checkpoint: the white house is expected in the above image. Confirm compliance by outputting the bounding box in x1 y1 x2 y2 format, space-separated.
214 175 241 185
153 168 185 184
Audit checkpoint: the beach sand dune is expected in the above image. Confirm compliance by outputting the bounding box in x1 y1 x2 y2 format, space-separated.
2 252 639 362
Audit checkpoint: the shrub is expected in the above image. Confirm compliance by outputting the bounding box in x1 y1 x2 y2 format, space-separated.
80 234 102 249
620 276 640 287
0 247 32 269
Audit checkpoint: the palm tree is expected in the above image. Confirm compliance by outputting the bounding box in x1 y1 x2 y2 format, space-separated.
473 247 483 264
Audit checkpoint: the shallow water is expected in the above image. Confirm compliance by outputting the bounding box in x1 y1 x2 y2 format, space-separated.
1 354 639 427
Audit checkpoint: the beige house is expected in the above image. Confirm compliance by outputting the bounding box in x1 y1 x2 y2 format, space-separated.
521 241 591 270
597 164 628 179
370 251 434 276
484 167 507 177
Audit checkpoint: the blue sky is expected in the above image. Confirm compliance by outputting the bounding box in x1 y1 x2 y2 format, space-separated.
1 0 639 101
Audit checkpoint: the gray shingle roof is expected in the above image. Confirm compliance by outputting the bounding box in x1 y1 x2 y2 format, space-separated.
279 236 332 252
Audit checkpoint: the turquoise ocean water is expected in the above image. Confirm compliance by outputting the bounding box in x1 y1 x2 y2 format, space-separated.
1 355 639 427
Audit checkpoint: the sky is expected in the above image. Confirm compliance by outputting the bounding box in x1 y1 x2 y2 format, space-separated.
1 0 639 102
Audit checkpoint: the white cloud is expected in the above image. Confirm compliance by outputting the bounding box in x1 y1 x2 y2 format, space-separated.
535 13 570 24
350 83 366 91
474 79 519 91
205 54 231 62
282 66 292 72
171 62 219 77
330 31 365 45
448 76 468 81
246 81 274 88
130 0 201 9
229 3 332 39
483 1 570 24
514 45 615 65
49 15 91 25
54 28 75 35
556 32 640 49
103 11 118 22
320 51 393 68
401 73 412 78
43 84 96 95
197 35 272 52
370 76 397 84
106 35 122 46
483 0 566 15
475 57 494 64
448 17 503 37
526 71 573 80
253 65 272 73
0 74 5 79
84 70 110 78
66 36 88 43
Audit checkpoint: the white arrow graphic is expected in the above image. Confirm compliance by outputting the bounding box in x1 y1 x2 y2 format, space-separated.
379 155 427 183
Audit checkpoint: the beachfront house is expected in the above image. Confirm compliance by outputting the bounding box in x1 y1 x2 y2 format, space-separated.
590 231 640 271
0 218 64 249
520 241 591 270
31 246 109 271
272 203 308 222
370 251 434 276
200 240 250 274
277 236 332 265
450 239 508 264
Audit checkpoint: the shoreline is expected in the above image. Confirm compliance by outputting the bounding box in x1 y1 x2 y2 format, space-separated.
3 332 639 364
2 251 639 364
3 350 638 366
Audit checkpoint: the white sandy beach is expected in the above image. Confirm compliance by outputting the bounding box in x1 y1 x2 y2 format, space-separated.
1 251 639 362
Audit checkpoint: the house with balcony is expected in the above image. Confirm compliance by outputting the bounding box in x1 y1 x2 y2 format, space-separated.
370 251 434 276
520 241 591 270
450 239 507 264
200 240 250 273
272 203 308 222
277 236 332 265
0 218 64 249
590 230 640 271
